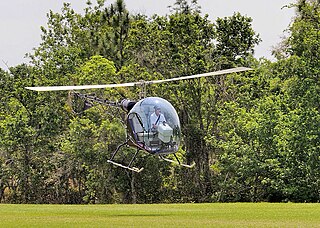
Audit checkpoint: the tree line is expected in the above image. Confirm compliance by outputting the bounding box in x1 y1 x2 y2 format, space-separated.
0 0 319 203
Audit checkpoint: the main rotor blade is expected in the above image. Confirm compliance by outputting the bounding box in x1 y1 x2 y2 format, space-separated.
149 67 252 84
25 67 252 91
25 82 136 91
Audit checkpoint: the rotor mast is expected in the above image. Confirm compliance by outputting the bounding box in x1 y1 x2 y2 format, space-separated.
138 80 148 99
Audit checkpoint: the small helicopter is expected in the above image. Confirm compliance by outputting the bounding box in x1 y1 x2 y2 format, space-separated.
26 67 251 172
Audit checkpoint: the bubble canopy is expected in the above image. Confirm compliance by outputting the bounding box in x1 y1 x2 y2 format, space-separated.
127 97 181 154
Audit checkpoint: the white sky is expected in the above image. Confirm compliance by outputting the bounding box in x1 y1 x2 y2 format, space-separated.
0 0 295 70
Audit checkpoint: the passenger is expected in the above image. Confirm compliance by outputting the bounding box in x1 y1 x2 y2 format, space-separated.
150 105 166 130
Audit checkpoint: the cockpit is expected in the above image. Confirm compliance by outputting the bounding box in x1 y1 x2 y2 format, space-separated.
126 97 181 154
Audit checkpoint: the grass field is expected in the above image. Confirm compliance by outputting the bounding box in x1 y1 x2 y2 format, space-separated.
1 203 320 227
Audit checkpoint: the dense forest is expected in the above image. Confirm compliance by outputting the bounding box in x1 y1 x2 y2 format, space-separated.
0 0 319 203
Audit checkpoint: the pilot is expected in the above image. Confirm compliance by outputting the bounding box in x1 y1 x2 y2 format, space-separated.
150 105 166 130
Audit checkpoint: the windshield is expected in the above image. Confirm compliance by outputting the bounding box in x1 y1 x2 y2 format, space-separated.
127 97 181 154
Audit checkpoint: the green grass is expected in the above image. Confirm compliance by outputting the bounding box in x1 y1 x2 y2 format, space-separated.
1 203 320 227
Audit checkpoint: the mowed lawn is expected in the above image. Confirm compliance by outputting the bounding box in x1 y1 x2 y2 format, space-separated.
1 203 320 227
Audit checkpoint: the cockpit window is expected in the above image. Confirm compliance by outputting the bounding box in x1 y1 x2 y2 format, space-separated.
127 97 181 154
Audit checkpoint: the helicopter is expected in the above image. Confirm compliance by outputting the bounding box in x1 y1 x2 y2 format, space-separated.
26 67 251 172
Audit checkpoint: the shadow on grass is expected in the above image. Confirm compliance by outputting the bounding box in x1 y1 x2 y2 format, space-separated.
113 213 169 217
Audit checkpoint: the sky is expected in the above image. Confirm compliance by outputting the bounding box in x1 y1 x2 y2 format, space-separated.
0 0 295 70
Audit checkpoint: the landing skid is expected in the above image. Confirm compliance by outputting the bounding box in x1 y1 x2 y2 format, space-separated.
107 159 144 173
107 141 144 173
159 154 196 168
107 141 195 172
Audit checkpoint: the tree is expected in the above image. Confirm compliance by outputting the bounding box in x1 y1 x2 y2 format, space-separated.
0 0 273 203
126 0 261 202
214 12 261 67
0 64 72 203
213 0 320 202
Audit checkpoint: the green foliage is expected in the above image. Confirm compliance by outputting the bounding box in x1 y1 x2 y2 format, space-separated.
214 12 261 66
75 55 117 85
1 0 319 204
